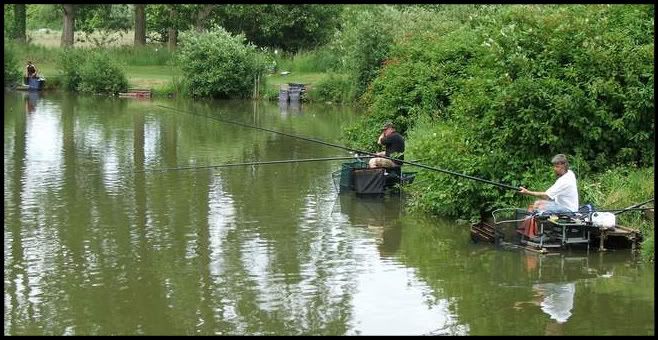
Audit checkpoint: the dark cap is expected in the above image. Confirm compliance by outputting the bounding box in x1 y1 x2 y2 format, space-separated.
381 121 394 130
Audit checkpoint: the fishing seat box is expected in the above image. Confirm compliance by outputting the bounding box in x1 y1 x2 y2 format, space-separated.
352 168 386 195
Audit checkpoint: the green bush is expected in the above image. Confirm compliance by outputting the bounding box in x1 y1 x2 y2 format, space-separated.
4 40 22 86
177 26 266 98
306 73 352 104
578 165 654 262
275 48 339 73
260 84 280 102
77 51 128 94
58 48 128 94
329 6 400 100
58 47 88 91
345 5 654 218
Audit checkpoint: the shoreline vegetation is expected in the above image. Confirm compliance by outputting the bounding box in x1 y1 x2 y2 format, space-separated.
4 5 653 262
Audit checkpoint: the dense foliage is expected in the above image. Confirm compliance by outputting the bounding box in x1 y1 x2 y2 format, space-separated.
177 27 266 98
343 5 654 219
3 40 22 86
215 5 343 53
58 48 128 94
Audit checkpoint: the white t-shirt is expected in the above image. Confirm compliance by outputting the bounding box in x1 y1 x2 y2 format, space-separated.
545 170 579 212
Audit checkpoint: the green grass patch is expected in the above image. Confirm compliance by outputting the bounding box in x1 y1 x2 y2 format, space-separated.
266 72 331 89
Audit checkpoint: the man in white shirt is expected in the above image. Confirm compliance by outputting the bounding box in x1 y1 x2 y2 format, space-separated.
519 154 579 213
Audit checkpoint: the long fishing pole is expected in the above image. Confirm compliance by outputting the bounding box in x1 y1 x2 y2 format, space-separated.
155 104 520 191
613 198 654 216
137 156 426 173
136 156 368 173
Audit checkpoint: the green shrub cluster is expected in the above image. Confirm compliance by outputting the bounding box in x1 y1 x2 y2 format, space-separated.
345 5 654 219
58 48 128 94
306 73 352 104
177 26 266 99
4 40 22 86
328 6 400 100
275 48 339 74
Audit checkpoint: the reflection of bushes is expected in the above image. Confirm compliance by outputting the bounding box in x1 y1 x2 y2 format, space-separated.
58 48 128 94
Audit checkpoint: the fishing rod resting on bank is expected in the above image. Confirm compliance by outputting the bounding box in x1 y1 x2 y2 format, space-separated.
155 104 520 191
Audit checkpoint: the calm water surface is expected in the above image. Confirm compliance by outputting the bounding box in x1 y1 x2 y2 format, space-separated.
4 91 654 335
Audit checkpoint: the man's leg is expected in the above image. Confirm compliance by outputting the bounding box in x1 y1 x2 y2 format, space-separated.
369 157 395 168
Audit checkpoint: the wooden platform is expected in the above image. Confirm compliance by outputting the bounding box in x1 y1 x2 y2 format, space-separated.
118 88 152 98
471 216 643 253
470 221 496 243
591 224 642 252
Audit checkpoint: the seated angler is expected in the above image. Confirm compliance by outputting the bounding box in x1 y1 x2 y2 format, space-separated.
517 154 579 238
368 121 405 172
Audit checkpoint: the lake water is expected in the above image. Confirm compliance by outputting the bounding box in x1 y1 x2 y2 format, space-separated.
4 90 654 335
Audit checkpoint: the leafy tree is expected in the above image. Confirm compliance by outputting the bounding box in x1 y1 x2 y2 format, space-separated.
214 4 343 52
13 4 26 43
60 5 132 47
145 4 195 45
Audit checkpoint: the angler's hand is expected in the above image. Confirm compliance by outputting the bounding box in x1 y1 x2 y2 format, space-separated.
518 187 530 195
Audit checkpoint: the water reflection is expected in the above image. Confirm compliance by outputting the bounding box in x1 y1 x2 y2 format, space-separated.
24 91 39 114
3 91 654 336
337 193 403 257
278 101 303 117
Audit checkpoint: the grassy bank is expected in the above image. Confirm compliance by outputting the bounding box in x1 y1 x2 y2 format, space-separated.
10 38 334 98
579 166 654 262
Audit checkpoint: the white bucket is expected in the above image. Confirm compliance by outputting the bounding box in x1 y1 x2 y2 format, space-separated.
591 212 616 228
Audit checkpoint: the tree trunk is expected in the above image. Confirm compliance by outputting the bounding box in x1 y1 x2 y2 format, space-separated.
134 4 146 47
61 4 75 47
167 6 177 51
195 5 215 32
134 5 146 47
14 4 26 43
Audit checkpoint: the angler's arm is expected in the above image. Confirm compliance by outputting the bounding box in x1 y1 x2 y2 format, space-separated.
518 187 550 200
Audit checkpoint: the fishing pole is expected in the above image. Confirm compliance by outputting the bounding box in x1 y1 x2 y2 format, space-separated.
137 155 426 173
613 198 654 216
136 156 369 173
594 207 654 214
155 104 520 191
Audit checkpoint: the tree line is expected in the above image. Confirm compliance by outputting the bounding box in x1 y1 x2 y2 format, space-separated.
4 4 342 53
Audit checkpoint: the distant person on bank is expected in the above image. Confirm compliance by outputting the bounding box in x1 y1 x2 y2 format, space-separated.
25 60 38 83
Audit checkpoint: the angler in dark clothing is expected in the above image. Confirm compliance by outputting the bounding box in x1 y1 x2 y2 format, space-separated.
368 121 405 169
25 61 38 84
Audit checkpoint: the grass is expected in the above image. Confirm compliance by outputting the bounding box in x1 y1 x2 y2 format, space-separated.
27 29 135 48
122 65 180 89
10 30 338 95
265 72 331 90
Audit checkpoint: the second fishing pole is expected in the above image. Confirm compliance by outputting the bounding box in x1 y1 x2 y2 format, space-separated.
155 104 520 191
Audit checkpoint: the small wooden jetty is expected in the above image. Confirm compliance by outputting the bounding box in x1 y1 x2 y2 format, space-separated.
119 88 152 98
471 208 643 254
